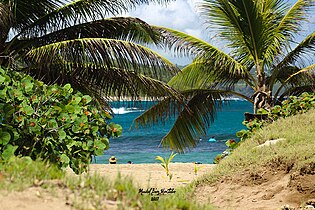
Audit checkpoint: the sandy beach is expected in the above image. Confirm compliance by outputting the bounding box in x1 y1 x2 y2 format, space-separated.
87 163 215 189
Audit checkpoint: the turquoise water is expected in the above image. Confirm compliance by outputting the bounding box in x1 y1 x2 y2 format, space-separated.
95 100 252 164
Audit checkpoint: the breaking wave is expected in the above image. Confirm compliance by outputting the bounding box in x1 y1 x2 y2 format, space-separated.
112 107 144 115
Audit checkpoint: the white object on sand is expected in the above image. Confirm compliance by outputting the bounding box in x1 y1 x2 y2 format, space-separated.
256 138 286 148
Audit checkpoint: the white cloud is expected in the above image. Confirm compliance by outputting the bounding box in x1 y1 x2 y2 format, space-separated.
127 0 204 38
124 0 207 64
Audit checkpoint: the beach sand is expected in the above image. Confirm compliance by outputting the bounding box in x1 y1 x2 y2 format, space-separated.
88 163 215 189
0 163 215 210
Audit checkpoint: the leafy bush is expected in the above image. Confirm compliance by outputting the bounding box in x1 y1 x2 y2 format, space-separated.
0 67 122 174
213 139 238 164
214 92 315 163
270 92 315 120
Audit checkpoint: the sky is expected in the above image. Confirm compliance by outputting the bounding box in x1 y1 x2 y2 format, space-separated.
126 0 315 65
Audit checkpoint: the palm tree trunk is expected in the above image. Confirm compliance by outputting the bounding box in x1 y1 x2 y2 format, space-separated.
253 63 271 113
253 88 272 113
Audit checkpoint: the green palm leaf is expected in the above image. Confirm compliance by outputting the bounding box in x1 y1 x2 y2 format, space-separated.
156 26 249 78
15 0 173 38
26 62 182 104
277 0 314 40
279 84 315 100
24 17 159 42
9 17 161 56
0 3 12 33
168 62 217 91
275 31 315 69
134 97 181 128
269 31 315 91
273 64 315 100
25 38 178 78
161 89 227 152
7 0 61 31
135 89 250 152
199 0 263 65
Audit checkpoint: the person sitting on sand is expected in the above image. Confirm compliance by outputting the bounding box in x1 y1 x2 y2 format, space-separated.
109 156 117 164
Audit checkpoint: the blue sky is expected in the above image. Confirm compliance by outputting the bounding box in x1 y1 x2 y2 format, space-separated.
126 0 315 65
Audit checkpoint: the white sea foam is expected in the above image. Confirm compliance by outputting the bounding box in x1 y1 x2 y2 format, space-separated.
222 97 246 101
112 107 144 115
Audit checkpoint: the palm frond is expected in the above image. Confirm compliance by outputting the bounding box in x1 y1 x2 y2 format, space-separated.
276 31 315 68
269 31 315 90
15 0 173 38
160 89 229 152
278 84 315 101
264 0 314 67
9 17 161 55
0 3 12 39
25 37 178 80
168 60 252 91
25 61 182 103
133 97 181 128
168 61 217 91
277 0 314 40
199 0 262 65
7 0 62 31
135 89 246 152
155 26 249 78
273 64 315 100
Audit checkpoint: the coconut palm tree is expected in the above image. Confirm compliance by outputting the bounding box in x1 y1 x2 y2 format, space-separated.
135 0 315 152
0 0 181 104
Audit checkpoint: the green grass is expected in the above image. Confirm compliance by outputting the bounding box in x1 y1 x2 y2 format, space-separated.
195 109 315 185
0 157 212 209
0 156 64 191
62 172 213 209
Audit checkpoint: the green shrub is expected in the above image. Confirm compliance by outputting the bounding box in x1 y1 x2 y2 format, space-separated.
270 92 315 120
0 67 122 174
214 92 315 163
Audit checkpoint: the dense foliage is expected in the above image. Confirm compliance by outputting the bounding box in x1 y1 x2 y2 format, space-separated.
214 92 315 163
0 67 121 174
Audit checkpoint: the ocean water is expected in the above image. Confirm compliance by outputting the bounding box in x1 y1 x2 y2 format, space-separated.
94 100 252 164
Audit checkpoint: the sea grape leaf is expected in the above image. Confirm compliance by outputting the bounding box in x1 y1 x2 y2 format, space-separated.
0 131 11 145
82 95 92 104
58 129 67 140
226 139 238 149
0 75 5 84
65 105 75 113
63 84 71 91
60 154 70 168
1 144 18 161
48 119 58 128
91 126 99 134
22 105 34 115
71 96 81 105
0 87 7 99
21 76 34 93
53 106 63 113
94 140 106 156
